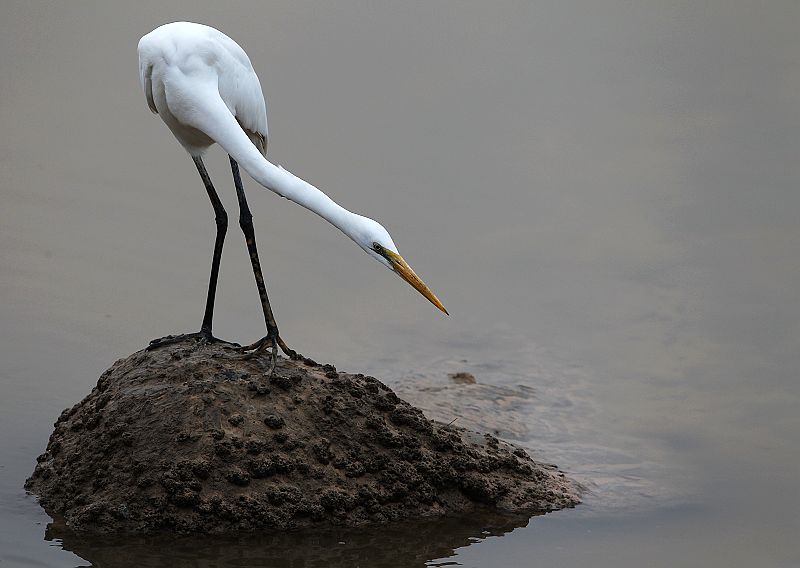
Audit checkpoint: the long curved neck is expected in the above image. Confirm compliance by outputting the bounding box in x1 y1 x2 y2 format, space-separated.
249 160 356 238
191 90 359 241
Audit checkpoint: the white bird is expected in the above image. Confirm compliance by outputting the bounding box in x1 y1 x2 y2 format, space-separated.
137 22 447 369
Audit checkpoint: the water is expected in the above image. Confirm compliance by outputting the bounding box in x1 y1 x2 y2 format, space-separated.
1 1 798 566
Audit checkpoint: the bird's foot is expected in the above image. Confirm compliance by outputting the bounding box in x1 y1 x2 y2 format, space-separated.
146 330 240 351
237 332 300 375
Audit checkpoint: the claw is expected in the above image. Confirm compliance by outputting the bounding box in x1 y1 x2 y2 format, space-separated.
147 331 238 351
277 336 300 360
236 330 297 375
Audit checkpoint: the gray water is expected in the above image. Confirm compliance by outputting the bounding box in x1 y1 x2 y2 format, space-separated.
1 1 798 566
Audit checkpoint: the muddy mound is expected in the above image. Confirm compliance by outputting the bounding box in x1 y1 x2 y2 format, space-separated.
26 340 580 534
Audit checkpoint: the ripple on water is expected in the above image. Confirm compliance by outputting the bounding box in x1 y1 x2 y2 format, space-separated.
374 335 687 515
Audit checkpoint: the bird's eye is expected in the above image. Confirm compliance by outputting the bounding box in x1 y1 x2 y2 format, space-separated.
373 243 382 252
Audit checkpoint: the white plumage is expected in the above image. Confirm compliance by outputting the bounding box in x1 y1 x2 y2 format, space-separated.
138 22 446 366
139 22 268 156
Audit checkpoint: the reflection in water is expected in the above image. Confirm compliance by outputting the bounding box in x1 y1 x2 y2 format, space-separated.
47 511 531 568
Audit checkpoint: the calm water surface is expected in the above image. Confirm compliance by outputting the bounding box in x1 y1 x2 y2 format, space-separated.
1 2 798 566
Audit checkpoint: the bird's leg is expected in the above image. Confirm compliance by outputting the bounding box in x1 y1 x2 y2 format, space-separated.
195 155 229 341
147 156 237 351
229 157 300 372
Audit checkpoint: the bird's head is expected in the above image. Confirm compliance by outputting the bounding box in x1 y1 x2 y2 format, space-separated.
349 215 448 315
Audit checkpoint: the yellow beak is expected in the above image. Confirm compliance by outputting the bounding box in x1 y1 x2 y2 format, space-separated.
383 249 449 315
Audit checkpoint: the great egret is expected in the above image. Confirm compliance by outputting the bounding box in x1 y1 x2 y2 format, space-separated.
137 22 447 369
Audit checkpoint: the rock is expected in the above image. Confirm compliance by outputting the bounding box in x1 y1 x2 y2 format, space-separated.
25 339 580 534
448 372 477 384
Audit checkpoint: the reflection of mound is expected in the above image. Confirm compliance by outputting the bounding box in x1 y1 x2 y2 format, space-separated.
48 511 531 567
26 339 579 534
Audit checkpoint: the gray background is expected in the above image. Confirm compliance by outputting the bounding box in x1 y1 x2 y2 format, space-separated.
1 2 798 566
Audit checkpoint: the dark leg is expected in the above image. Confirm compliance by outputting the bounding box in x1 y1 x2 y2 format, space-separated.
195 155 228 336
229 156 298 371
148 156 237 351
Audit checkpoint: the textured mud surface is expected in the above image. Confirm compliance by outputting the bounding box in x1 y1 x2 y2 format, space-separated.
26 340 580 534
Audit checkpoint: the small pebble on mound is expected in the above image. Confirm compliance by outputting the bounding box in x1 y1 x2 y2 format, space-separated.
26 340 580 534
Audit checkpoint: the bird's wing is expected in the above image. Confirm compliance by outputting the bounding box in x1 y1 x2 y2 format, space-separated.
138 59 158 114
138 23 269 156
238 119 267 157
213 34 269 157
224 67 268 156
